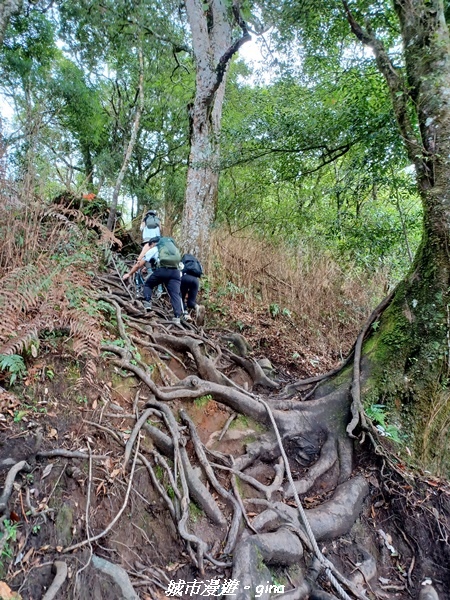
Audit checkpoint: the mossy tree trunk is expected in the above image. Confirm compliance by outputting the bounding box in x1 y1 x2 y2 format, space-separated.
344 0 450 468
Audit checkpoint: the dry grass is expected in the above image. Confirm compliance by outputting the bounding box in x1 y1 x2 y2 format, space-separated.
420 384 450 477
0 168 117 384
206 229 388 375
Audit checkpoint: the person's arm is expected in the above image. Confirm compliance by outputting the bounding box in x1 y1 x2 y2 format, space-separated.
137 242 150 261
123 258 145 280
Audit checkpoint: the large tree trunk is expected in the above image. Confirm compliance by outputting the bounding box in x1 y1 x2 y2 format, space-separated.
0 0 23 46
344 0 450 467
181 0 249 261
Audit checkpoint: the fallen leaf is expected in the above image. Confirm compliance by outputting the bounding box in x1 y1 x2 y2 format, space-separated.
0 581 21 599
48 428 58 439
41 464 53 480
22 548 34 564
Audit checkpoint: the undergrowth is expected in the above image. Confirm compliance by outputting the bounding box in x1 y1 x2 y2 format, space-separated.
205 229 388 373
0 178 119 385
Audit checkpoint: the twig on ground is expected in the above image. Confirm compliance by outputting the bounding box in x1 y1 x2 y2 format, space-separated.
63 437 140 553
218 413 236 441
75 441 94 582
37 450 108 460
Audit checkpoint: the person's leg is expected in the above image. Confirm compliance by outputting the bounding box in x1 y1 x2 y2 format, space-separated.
180 276 189 311
143 272 160 303
185 275 199 309
164 270 183 318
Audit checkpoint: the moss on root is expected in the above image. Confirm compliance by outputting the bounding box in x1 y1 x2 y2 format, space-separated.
361 240 450 475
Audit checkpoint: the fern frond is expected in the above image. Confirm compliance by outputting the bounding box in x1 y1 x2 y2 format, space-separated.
50 205 122 248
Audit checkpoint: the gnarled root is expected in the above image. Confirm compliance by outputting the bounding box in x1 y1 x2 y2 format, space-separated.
0 460 32 514
41 560 68 600
231 529 301 599
253 476 369 540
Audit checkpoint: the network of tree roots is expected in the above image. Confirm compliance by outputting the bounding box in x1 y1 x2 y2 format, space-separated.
0 257 449 600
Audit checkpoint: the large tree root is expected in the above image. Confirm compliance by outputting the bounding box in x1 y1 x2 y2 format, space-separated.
91 274 392 598
41 561 68 600
91 554 140 600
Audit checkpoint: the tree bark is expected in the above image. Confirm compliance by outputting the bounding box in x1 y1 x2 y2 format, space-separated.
181 0 250 261
344 0 450 464
0 0 23 47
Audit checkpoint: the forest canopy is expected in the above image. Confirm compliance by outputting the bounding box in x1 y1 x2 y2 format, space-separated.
0 0 421 279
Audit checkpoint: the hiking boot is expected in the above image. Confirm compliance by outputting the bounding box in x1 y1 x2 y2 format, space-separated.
171 317 181 325
183 311 192 322
142 301 152 311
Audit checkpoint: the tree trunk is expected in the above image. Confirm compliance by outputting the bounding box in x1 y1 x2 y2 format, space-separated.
344 0 450 469
106 47 145 231
181 0 250 261
0 0 23 46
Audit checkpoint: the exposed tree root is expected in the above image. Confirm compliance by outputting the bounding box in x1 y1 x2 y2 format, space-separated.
41 561 68 600
20 272 433 600
0 460 31 514
91 555 140 600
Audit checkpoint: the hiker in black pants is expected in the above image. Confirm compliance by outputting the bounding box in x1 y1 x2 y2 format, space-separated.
181 254 203 321
123 238 183 323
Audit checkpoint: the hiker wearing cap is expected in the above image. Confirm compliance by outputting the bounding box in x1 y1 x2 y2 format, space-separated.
140 209 161 243
123 237 183 324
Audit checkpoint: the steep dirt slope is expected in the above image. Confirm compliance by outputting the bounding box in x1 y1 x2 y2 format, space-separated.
0 265 448 600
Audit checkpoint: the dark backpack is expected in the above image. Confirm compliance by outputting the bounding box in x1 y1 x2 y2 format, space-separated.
145 211 161 230
157 237 181 268
182 254 203 277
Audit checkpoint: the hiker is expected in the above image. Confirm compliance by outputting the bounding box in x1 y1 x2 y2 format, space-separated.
180 253 203 321
123 237 183 323
140 209 161 244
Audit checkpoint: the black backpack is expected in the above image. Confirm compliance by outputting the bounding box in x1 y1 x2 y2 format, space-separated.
182 254 203 277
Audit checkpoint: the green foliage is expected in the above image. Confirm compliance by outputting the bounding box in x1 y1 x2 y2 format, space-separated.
194 394 213 408
366 404 402 443
0 519 19 575
0 354 27 385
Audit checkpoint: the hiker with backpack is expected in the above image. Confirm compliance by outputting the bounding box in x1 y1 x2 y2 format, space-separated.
180 254 204 322
123 237 184 323
140 209 161 243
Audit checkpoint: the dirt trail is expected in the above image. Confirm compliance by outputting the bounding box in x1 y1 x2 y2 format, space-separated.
0 265 449 600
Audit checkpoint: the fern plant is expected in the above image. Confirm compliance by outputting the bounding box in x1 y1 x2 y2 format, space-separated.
0 201 116 385
0 354 27 385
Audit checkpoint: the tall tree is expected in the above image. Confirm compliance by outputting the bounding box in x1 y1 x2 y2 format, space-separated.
181 0 250 260
266 0 450 465
0 0 22 47
107 45 145 230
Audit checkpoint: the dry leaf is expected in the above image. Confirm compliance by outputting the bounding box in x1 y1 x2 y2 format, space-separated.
48 428 58 439
41 464 53 480
22 548 34 564
0 581 21 599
